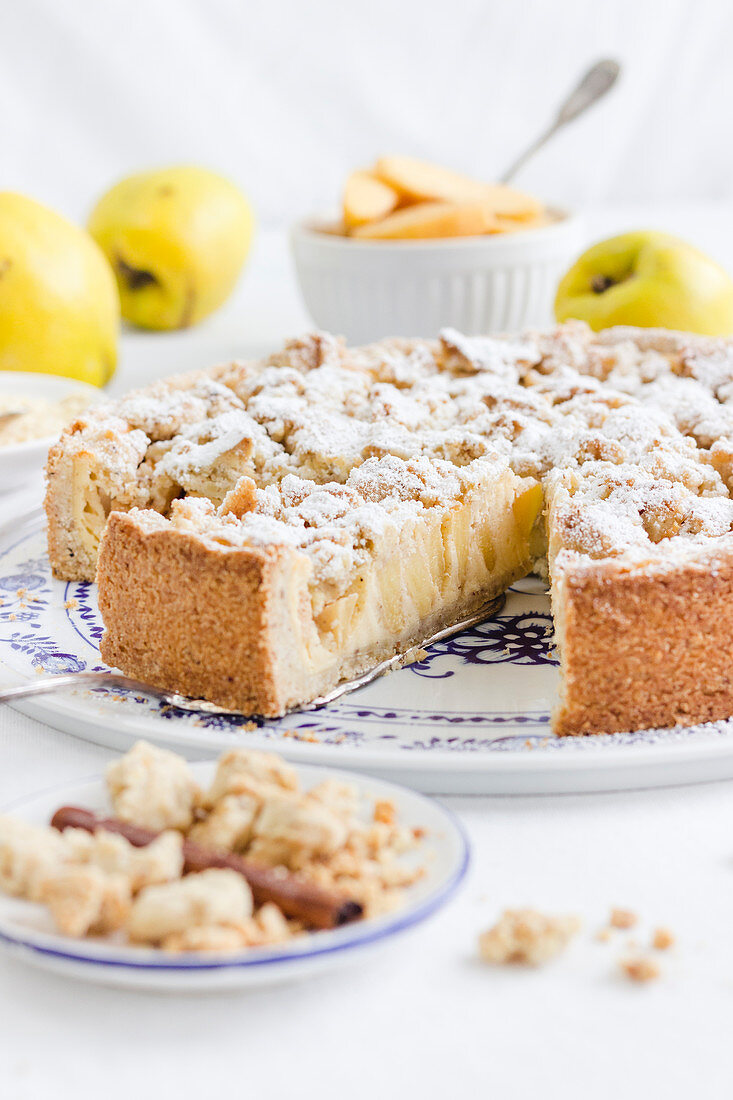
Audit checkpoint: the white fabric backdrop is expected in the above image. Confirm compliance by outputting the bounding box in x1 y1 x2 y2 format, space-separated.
3 0 733 228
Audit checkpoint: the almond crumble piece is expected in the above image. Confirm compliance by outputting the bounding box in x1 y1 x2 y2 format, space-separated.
203 748 299 808
64 827 184 891
0 816 69 899
478 908 581 966
161 901 296 954
652 927 675 951
620 956 660 983
106 740 200 831
609 907 638 930
249 794 348 866
36 866 131 937
128 869 252 944
0 743 428 953
248 901 292 945
305 778 360 820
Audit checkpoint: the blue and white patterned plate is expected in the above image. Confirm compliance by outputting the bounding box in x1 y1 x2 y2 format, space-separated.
4 515 733 794
0 760 467 990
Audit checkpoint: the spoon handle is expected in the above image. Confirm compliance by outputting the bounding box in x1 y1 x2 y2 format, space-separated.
0 671 158 704
500 59 620 185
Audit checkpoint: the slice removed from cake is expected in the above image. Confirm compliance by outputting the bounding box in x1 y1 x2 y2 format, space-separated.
97 454 542 716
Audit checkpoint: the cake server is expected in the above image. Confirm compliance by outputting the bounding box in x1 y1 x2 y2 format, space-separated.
0 594 506 717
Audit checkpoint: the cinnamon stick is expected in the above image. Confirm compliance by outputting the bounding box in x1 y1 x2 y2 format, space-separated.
50 806 364 930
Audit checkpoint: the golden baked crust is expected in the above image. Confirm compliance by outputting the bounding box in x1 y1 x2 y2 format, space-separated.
553 546 733 735
98 514 293 716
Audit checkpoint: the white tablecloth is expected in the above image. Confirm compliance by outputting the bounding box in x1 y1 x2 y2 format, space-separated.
2 213 733 1099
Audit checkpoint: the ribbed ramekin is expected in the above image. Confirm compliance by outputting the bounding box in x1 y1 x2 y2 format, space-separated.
291 210 583 343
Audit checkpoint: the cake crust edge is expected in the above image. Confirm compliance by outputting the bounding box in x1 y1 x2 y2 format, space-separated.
553 548 733 735
97 511 292 717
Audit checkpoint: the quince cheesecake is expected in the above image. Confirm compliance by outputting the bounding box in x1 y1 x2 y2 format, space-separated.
44 325 733 734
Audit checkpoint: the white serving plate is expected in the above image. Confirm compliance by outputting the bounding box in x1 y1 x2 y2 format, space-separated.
0 373 103 493
4 515 733 795
0 761 467 991
291 210 584 344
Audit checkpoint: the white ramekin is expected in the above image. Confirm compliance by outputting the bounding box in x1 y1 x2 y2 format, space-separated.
291 210 584 343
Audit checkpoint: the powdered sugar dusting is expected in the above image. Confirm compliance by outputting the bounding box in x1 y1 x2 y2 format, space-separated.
60 321 733 586
166 452 511 596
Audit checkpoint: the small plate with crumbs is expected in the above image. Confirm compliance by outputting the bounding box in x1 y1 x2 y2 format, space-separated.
0 743 468 990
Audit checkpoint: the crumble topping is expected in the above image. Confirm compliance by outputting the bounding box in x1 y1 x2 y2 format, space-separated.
480 906 674 980
106 741 201 832
0 392 93 447
155 450 524 602
127 869 252 944
203 748 299 806
36 865 131 938
64 827 184 891
49 321 733 601
478 908 581 966
0 816 68 898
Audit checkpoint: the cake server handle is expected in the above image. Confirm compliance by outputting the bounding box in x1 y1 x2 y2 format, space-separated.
0 672 239 715
499 58 621 185
0 671 172 705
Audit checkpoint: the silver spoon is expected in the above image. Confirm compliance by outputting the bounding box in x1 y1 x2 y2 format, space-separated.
0 594 506 718
500 59 621 185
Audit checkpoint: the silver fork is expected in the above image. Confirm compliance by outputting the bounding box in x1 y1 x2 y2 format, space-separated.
0 594 506 717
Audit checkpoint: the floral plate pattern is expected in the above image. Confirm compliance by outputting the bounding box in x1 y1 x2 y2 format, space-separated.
3 517 733 795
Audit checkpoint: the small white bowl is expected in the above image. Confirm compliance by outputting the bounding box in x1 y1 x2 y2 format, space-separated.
291 209 584 344
0 373 103 495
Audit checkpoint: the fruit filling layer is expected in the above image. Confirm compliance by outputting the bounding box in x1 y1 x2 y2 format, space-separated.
128 453 542 660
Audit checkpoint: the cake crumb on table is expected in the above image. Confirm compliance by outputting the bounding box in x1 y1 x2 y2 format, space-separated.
609 907 638 930
478 908 581 966
652 927 675 950
620 956 660 983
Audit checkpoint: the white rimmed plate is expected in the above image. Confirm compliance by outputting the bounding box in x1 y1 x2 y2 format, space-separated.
0 761 468 991
0 373 103 493
5 516 733 795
